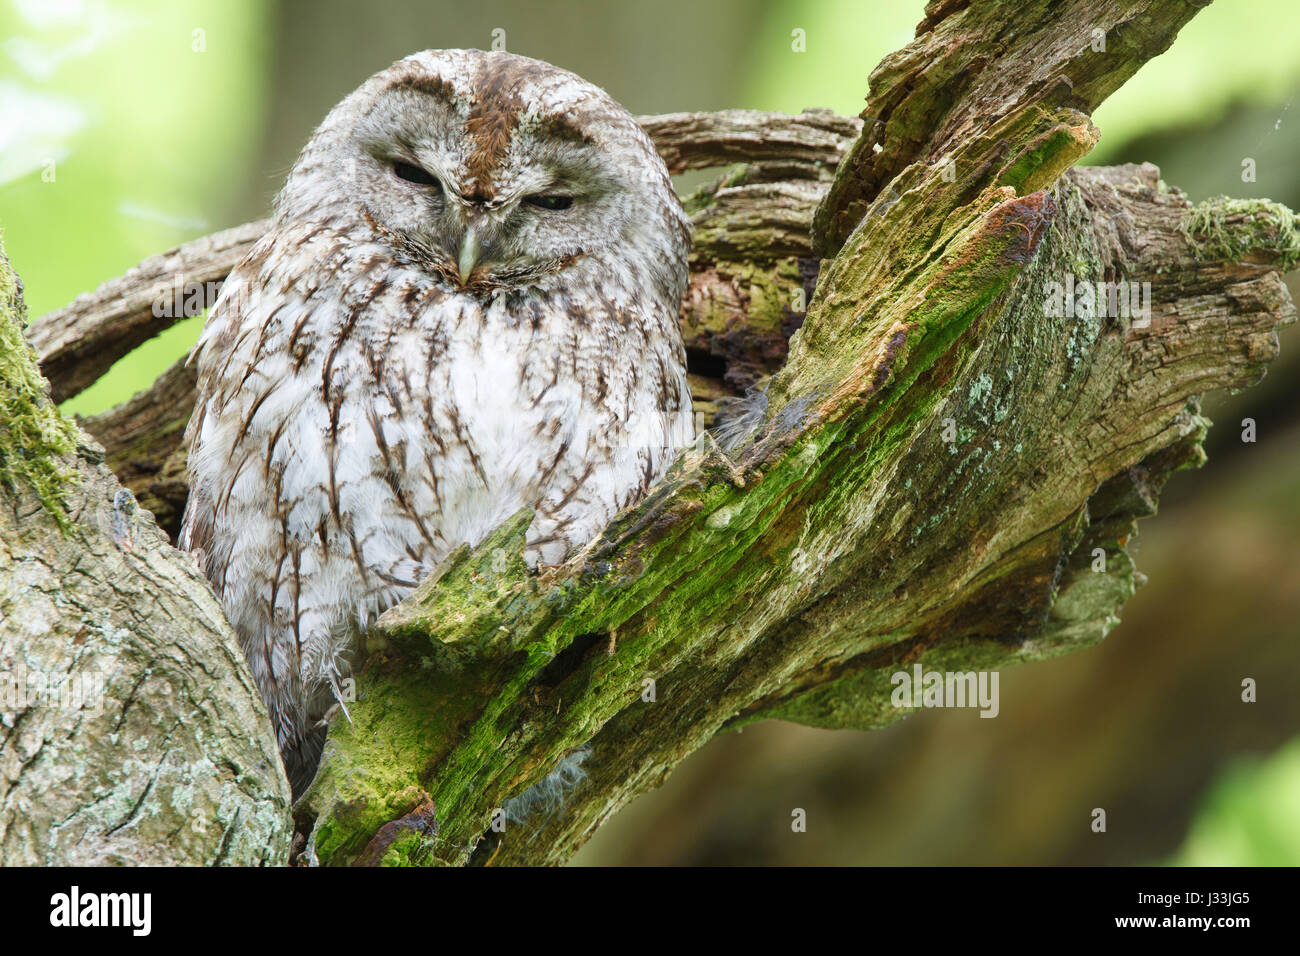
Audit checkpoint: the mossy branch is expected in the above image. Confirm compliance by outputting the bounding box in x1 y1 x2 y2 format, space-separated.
292 0 1295 866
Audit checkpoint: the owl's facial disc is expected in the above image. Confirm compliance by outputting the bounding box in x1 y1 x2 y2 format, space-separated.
379 151 608 289
321 54 678 295
354 132 601 289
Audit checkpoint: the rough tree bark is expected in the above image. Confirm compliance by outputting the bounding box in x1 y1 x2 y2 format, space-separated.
3 0 1295 866
0 247 292 865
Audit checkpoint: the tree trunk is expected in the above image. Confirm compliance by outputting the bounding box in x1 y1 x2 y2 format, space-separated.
5 0 1295 866
0 247 293 865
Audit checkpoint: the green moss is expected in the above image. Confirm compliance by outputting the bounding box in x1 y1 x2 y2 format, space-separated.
681 164 751 216
1180 196 1300 270
680 259 802 341
0 235 79 530
995 114 1098 197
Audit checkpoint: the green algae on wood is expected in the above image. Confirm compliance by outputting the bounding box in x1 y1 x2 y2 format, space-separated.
0 237 79 530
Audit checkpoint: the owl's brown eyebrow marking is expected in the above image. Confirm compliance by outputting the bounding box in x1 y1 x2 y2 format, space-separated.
387 61 595 202
384 71 457 101
533 114 595 148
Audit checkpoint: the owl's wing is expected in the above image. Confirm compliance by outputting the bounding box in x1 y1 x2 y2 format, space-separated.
175 260 252 585
176 405 214 561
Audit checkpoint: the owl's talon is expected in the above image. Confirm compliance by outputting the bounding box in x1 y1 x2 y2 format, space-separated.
314 701 346 729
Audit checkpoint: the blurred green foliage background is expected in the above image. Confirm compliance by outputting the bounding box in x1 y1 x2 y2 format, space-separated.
2 0 1297 865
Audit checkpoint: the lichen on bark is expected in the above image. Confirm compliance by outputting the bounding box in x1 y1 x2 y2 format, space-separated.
1180 196 1300 269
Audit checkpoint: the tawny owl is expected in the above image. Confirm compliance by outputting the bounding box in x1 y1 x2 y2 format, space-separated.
178 50 693 795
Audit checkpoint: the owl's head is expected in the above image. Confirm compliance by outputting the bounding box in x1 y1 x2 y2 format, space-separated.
276 49 689 298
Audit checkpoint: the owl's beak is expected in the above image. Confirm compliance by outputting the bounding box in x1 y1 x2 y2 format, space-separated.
457 223 482 286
